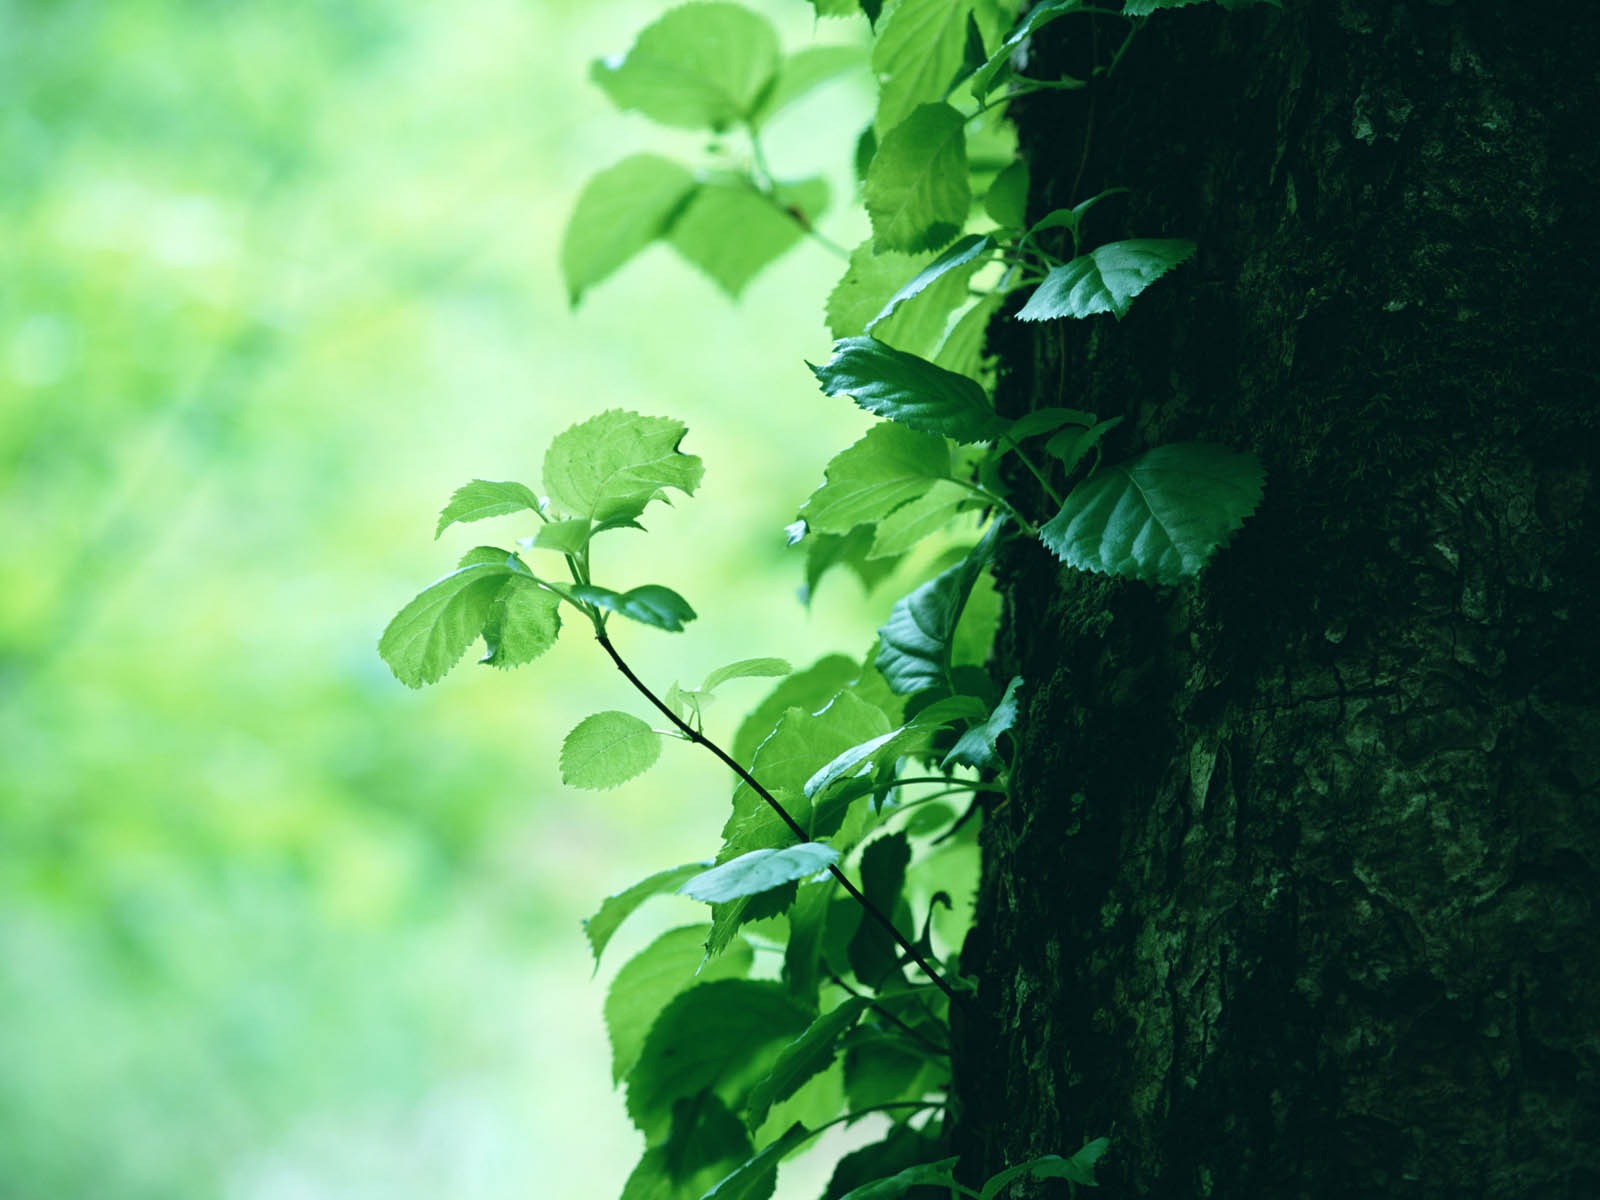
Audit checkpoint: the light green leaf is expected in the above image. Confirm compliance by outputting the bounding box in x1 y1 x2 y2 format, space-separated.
379 556 518 688
827 240 984 361
969 0 1087 99
543 410 703 524
978 1137 1110 1197
877 520 1001 694
802 525 902 604
591 2 781 132
626 980 813 1138
753 44 865 126
868 478 973 559
529 517 592 555
702 1124 813 1200
585 863 709 965
864 104 971 254
943 674 1021 770
800 422 953 535
679 844 841 904
811 337 1000 443
837 1156 962 1200
702 658 793 694
572 583 698 632
562 155 698 305
983 159 1029 228
866 234 994 335
811 0 861 14
1038 443 1265 585
872 0 976 136
804 694 987 799
606 926 753 1084
669 176 827 298
745 999 869 1128
1016 238 1197 321
480 578 563 668
561 710 663 790
734 655 863 766
434 479 542 538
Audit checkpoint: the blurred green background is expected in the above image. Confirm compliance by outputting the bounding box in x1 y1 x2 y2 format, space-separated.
0 2 890 1195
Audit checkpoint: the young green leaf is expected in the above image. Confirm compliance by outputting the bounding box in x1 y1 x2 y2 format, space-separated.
626 980 813 1139
752 44 865 126
702 1123 813 1200
669 176 828 298
379 553 520 688
606 926 754 1084
943 674 1022 770
868 479 973 559
800 421 953 536
978 1136 1110 1197
836 1157 963 1200
969 0 1087 99
877 520 1001 695
1038 443 1264 585
527 517 592 556
804 694 987 799
1016 238 1197 321
872 0 978 136
866 234 994 335
561 710 663 790
573 583 698 632
679 844 841 904
479 577 563 668
745 998 869 1128
811 337 1001 443
585 863 710 965
864 103 971 254
733 654 863 766
590 2 781 132
434 479 542 538
543 410 703 524
702 658 793 694
561 155 698 305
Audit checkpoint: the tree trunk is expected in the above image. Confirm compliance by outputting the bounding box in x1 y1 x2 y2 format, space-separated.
955 2 1600 1196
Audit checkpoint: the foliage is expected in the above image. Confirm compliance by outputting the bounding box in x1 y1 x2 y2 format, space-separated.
382 0 1275 1194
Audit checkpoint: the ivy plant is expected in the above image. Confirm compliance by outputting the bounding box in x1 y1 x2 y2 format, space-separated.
384 0 1272 1195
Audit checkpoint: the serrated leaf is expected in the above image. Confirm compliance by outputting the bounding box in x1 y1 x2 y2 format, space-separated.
585 863 709 965
1016 238 1196 321
811 337 1000 443
827 241 983 361
822 1127 947 1200
543 410 703 524
591 2 780 132
669 176 828 297
1038 443 1264 585
573 583 699 632
745 999 869 1128
679 843 841 904
733 655 863 766
978 1137 1110 1198
983 159 1029 228
626 980 813 1139
804 694 986 799
837 1156 961 1200
943 674 1021 770
702 1123 813 1200
864 104 971 254
811 0 861 13
434 479 542 537
932 293 1002 385
753 44 865 126
621 1095 753 1200
480 577 563 668
379 557 518 688
1043 415 1122 476
562 155 698 304
868 479 973 559
877 520 1001 694
607 926 753 1084
702 657 792 694
866 234 993 335
969 0 1087 99
561 710 662 790
872 0 976 136
801 422 953 535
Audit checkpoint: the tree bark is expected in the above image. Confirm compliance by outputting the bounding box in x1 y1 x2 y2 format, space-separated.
955 2 1600 1196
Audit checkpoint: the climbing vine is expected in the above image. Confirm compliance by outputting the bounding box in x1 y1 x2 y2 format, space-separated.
381 0 1270 1195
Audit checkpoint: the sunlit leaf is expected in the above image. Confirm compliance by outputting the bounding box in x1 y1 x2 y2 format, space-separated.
561 710 662 790
562 155 697 305
585 863 709 965
669 177 828 297
379 555 519 688
864 103 970 254
745 999 869 1128
1016 238 1196 321
811 337 1001 443
801 421 953 535
679 844 841 903
434 479 542 537
480 577 562 668
543 410 703 524
573 583 698 632
866 234 993 335
753 44 865 126
872 0 977 135
702 658 792 693
606 926 753 1084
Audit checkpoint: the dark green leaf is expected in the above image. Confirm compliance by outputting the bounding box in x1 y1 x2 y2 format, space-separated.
983 160 1029 228
864 104 970 254
562 155 698 304
745 999 869 1128
606 926 753 1084
1043 415 1122 476
561 710 662 790
1004 407 1096 442
434 479 542 537
823 1127 948 1200
978 1136 1110 1197
801 421 953 535
811 337 1000 443
585 863 710 965
543 410 703 524
848 832 911 986
782 879 835 1006
679 844 841 904
1038 443 1264 585
1125 0 1279 13
669 176 828 298
591 3 781 132
866 235 993 335
620 1094 752 1200
1016 238 1196 321
943 674 1021 770
837 1157 962 1200
573 583 698 631
480 577 563 668
702 1123 813 1200
969 0 1087 99
877 520 1001 695
379 555 519 688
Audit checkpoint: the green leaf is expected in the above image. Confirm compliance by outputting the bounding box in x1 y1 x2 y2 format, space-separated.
379 555 519 688
591 2 781 132
702 658 792 693
983 159 1029 228
585 863 709 965
1125 0 1278 13
562 155 698 305
969 0 1087 99
868 479 973 559
434 479 542 537
827 240 986 361
978 1137 1110 1197
480 577 562 668
733 654 863 767
804 694 987 799
837 1157 962 1200
877 520 1001 694
1016 238 1197 321
866 234 994 336
621 1095 753 1200
811 0 862 14
943 674 1021 770
932 292 1001 384
561 710 662 790
745 999 869 1128
1043 415 1122 476
864 104 971 254
669 176 828 298
702 1123 813 1200
572 583 698 632
1004 407 1096 442
1038 443 1264 585
753 44 865 126
606 926 753 1084
823 1127 948 1200
679 843 841 904
848 832 911 986
872 0 977 136
801 422 953 535
626 980 813 1139
811 338 1000 443
802 526 903 604
543 410 703 524
527 517 592 556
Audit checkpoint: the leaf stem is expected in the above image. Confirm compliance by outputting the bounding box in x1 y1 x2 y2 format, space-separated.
954 479 1038 537
828 973 950 1056
999 436 1066 508
594 632 966 1007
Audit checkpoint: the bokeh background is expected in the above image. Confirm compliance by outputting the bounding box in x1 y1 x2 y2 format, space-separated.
0 2 896 1195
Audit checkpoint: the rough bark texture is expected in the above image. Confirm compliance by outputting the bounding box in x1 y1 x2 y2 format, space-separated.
955 2 1600 1196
